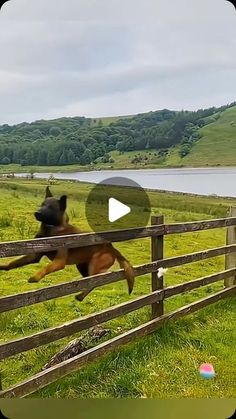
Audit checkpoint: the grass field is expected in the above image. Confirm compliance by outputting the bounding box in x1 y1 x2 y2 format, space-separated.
0 179 235 398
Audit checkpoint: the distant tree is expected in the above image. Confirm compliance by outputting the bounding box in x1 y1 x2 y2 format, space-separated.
59 150 68 165
49 127 61 137
101 153 110 163
12 149 21 164
197 119 206 128
25 150 34 165
179 144 191 158
31 129 43 140
1 156 10 165
47 151 57 165
37 150 48 166
80 149 93 165
67 149 77 164
191 131 201 141
116 141 123 152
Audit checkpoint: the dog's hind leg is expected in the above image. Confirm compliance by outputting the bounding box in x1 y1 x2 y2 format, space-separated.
0 253 42 271
76 263 89 278
75 251 115 302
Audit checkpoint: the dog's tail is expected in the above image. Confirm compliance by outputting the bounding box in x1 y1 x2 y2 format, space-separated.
113 247 135 294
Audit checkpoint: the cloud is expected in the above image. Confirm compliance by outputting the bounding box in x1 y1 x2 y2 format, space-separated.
0 0 236 124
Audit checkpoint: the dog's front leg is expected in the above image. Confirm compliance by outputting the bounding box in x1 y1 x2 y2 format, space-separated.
0 254 42 271
28 250 67 283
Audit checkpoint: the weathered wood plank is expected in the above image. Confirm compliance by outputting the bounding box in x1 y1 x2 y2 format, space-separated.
162 244 236 269
1 268 235 360
1 286 235 398
0 269 127 314
0 217 236 258
1 244 236 313
164 268 236 298
0 290 164 360
151 216 164 318
164 217 236 235
225 207 236 287
0 225 164 258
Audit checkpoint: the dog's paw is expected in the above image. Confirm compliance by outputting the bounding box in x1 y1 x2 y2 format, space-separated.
28 276 40 283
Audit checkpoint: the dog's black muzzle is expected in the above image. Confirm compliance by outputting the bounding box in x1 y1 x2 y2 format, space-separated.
34 211 44 222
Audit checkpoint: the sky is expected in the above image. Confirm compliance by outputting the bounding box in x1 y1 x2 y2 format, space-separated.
0 0 236 125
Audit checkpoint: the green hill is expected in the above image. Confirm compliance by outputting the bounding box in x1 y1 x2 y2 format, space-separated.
109 106 236 168
175 106 236 166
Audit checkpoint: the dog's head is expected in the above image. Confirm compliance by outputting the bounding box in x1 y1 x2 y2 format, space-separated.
35 187 68 226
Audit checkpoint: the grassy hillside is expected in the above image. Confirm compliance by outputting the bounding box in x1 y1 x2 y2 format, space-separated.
0 179 235 398
167 106 236 167
184 106 236 166
108 105 236 169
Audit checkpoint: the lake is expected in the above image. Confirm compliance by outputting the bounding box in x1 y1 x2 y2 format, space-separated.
21 167 236 197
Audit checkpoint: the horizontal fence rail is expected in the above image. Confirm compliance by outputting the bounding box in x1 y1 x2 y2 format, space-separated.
1 268 235 361
1 243 236 313
1 286 235 399
0 217 236 258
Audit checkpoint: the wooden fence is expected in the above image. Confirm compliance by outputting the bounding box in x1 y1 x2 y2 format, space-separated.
0 209 236 398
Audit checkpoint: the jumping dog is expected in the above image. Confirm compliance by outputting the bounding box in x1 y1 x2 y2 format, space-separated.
0 187 135 301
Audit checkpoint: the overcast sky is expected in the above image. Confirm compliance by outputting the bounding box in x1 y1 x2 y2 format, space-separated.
0 0 236 125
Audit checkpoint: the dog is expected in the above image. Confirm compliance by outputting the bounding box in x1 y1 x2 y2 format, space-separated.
0 187 135 301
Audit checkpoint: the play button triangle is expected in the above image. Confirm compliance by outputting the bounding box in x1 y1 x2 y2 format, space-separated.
108 197 131 223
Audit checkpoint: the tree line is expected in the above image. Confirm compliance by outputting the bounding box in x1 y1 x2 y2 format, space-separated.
0 103 235 166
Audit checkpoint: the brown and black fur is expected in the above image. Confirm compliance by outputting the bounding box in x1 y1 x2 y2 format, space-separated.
0 187 135 301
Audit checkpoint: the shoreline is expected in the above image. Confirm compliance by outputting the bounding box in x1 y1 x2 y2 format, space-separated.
8 173 236 202
1 163 236 175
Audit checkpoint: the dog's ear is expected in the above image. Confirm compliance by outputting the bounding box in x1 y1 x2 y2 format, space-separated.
45 186 53 198
59 195 67 211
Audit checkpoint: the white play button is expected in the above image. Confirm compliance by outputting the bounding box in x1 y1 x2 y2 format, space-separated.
86 176 151 234
108 197 131 223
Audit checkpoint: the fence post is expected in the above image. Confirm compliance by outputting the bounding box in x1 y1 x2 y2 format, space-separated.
225 206 236 287
151 215 164 319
